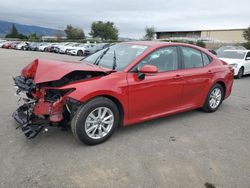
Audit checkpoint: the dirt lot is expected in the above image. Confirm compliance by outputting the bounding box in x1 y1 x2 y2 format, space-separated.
0 48 250 188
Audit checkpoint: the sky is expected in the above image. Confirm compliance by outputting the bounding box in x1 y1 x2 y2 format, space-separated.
0 0 250 39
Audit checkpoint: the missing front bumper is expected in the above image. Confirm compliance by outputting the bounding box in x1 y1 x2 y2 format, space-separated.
12 104 49 139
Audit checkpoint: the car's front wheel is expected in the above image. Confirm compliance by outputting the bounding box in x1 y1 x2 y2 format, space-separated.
77 50 83 56
203 84 224 112
71 97 119 145
236 67 244 79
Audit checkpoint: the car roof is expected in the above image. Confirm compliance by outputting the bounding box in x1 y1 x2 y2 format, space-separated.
123 41 204 49
124 41 169 47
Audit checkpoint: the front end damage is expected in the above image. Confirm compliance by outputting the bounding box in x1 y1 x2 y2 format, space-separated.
12 75 80 138
12 59 110 139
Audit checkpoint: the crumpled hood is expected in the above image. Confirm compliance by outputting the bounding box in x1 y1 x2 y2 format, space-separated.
21 58 112 84
219 58 242 65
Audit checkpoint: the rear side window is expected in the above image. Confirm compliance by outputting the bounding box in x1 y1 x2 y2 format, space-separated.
202 53 212 66
181 47 203 69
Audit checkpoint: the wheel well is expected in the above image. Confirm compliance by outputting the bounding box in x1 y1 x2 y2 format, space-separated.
215 81 226 99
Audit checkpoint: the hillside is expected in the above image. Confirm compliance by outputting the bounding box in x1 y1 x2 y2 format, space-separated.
0 20 64 37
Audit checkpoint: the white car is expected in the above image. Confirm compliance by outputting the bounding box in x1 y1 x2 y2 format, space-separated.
67 44 95 56
16 42 29 50
58 43 78 54
38 43 51 51
0 40 7 47
219 50 250 79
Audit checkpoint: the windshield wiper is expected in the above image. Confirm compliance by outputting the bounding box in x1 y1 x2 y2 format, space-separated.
94 47 110 66
112 50 117 70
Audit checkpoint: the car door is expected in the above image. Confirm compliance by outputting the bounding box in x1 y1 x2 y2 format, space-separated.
127 46 184 122
178 46 214 108
244 52 250 74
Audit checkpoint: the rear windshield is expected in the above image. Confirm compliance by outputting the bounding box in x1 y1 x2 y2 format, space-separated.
218 51 246 59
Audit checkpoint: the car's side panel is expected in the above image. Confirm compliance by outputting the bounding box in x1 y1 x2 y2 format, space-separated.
127 71 184 123
177 67 213 108
244 60 250 74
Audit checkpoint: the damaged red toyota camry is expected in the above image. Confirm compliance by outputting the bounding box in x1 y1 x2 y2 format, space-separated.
13 41 234 145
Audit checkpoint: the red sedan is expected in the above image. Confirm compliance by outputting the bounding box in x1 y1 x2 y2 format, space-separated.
13 41 234 145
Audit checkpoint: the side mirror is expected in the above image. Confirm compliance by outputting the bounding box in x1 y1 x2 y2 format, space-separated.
139 65 158 74
246 57 250 61
137 65 158 80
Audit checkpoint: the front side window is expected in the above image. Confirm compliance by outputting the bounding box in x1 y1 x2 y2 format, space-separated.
134 47 179 72
246 52 250 59
181 47 203 69
83 44 148 71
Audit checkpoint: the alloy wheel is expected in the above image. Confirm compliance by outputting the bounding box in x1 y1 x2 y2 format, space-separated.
209 88 222 109
85 107 114 139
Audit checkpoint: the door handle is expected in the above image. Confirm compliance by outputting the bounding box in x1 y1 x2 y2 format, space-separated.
173 75 183 80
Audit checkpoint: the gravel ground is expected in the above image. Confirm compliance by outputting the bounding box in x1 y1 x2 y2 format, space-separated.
0 48 250 188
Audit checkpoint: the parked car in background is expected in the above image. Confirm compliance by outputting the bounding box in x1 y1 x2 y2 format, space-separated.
12 41 234 145
216 46 246 56
218 50 250 79
59 43 79 54
16 42 30 50
38 43 50 51
2 41 13 49
10 41 21 49
84 43 111 56
67 44 95 56
0 40 7 47
47 43 59 52
28 42 39 51
52 42 69 53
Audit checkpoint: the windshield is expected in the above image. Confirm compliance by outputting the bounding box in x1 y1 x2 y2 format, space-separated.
218 51 246 59
83 43 148 70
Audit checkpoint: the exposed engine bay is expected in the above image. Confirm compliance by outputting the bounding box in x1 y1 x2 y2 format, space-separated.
13 70 107 139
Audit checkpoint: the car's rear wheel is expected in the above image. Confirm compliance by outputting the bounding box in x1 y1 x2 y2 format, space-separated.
71 97 119 145
236 67 244 79
203 84 224 112
77 50 83 56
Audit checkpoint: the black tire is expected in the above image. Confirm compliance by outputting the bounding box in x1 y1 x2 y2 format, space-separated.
44 47 48 52
202 84 224 113
236 67 244 79
71 97 119 145
77 50 83 56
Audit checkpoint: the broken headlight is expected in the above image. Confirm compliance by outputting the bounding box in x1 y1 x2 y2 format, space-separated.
45 88 75 102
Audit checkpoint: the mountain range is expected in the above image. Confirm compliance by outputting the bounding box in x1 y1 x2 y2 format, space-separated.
0 20 65 37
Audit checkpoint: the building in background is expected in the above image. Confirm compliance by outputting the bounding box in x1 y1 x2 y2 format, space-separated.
156 28 247 43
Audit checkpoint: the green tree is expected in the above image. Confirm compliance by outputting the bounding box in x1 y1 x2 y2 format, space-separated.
144 26 155 40
28 33 38 41
196 40 206 48
90 21 119 40
243 26 250 42
64 25 85 40
5 24 19 38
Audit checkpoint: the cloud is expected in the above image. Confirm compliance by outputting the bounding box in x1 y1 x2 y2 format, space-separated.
0 0 249 38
